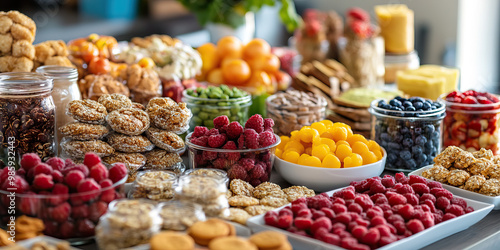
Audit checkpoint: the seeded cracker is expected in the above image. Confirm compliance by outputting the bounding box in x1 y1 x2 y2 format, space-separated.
61 139 114 159
230 179 254 197
107 133 155 153
144 149 182 170
146 127 185 152
98 93 132 112
252 182 285 199
59 122 109 140
67 99 107 124
228 195 260 207
283 186 315 202
106 108 150 136
259 196 289 207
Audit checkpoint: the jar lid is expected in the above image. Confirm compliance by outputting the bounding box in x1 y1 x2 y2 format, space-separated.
0 72 53 94
385 51 419 64
36 65 78 81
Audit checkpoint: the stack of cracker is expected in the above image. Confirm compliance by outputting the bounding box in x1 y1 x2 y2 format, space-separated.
0 11 36 72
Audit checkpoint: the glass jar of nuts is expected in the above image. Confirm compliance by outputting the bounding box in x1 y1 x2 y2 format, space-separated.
0 72 56 166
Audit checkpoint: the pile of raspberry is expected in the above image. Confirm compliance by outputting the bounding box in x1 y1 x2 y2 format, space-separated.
189 114 277 186
264 173 474 250
0 153 128 239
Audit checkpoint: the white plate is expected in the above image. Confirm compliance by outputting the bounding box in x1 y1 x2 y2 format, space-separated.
246 187 494 250
409 165 500 210
0 236 81 250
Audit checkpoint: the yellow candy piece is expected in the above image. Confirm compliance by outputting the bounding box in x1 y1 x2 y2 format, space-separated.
372 149 383 160
320 120 334 127
299 127 319 143
336 140 350 147
305 147 312 155
275 148 283 159
312 144 330 161
332 122 354 137
278 136 290 151
335 144 352 162
344 153 363 168
331 127 348 142
352 141 370 155
319 138 336 152
285 141 304 154
311 122 327 135
367 140 382 152
322 154 341 168
320 131 335 140
304 156 322 167
283 151 300 164
346 134 369 146
361 151 378 165
290 130 300 141
297 153 311 165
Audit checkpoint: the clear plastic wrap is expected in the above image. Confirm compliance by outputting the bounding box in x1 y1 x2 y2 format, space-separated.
183 168 229 186
66 99 107 125
145 127 185 152
146 97 192 134
106 108 150 136
60 137 114 159
102 152 147 177
128 170 178 201
143 149 183 171
158 200 206 231
106 133 155 153
59 122 109 140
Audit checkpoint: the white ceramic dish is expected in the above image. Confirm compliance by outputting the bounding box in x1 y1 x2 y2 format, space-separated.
409 165 500 210
247 187 494 250
274 148 386 192
0 236 81 250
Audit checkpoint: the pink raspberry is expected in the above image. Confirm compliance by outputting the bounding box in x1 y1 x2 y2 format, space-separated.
213 115 230 129
20 153 41 171
64 158 75 168
245 114 264 133
202 150 218 161
244 129 259 149
46 157 65 172
238 158 255 172
250 163 266 179
227 121 244 139
258 130 277 147
277 214 293 229
71 204 90 219
89 163 109 183
33 163 53 176
51 170 63 183
191 135 208 147
227 164 247 180
208 134 227 148
65 170 86 189
263 118 275 131
50 202 71 223
77 178 101 202
89 201 108 223
206 128 220 136
33 173 54 190
83 152 101 169
192 126 209 137
108 163 128 183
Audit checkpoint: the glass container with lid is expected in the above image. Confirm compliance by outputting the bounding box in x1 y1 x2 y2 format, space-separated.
384 51 420 83
0 72 55 166
36 66 80 155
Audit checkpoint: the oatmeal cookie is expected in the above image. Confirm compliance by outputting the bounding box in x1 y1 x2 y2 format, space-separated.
464 175 487 192
228 195 259 207
131 102 145 110
468 158 493 176
259 196 289 208
102 152 146 173
244 205 274 216
98 93 132 112
481 164 500 179
227 208 251 225
146 97 192 133
472 148 494 160
447 169 470 186
106 133 154 153
422 165 450 183
67 99 107 124
230 179 254 197
59 122 108 140
479 179 500 196
146 127 185 152
433 146 462 169
144 149 182 170
253 182 285 199
61 139 114 159
454 151 476 169
283 186 315 202
106 108 150 135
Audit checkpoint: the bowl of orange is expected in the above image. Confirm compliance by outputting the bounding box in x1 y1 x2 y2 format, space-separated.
274 121 386 192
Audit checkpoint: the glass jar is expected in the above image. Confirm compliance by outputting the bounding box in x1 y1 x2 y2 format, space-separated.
0 72 55 166
36 66 80 155
128 170 178 201
339 36 385 89
384 51 420 83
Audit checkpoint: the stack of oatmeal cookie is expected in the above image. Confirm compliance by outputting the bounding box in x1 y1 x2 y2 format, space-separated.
0 11 36 72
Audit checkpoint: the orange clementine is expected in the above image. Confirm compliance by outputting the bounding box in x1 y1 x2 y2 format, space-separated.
207 68 224 85
220 56 241 68
242 38 271 60
248 54 280 74
221 59 251 86
245 70 272 89
216 36 242 59
197 43 219 72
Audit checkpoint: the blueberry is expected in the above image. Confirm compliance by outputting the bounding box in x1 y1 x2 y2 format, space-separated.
424 124 435 135
405 106 416 111
381 104 391 109
389 99 402 107
403 101 413 107
413 101 423 110
400 150 412 160
380 140 388 149
388 142 400 149
432 131 440 141
402 138 413 148
401 127 410 135
414 127 423 135
415 135 427 145
378 100 387 106
406 159 417 169
387 153 398 163
416 153 427 164
412 145 423 155
409 97 419 102
392 133 403 143
395 96 406 102
422 102 432 110
425 140 434 149
381 133 391 142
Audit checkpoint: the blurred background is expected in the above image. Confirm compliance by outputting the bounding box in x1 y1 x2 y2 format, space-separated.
1 0 499 92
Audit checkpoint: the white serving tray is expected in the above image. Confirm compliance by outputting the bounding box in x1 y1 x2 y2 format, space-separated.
409 165 500 210
0 236 81 250
246 187 494 250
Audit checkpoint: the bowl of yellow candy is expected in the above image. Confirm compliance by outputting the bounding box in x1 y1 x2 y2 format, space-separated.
274 120 386 192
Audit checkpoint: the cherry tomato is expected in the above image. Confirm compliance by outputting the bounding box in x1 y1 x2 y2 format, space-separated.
88 57 111 75
80 42 99 63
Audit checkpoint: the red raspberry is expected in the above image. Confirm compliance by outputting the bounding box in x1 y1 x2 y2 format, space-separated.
398 204 415 220
76 219 96 237
291 201 307 213
340 237 358 249
406 219 424 234
451 197 467 210
33 173 54 190
375 196 389 204
227 121 244 139
250 164 266 179
465 206 474 213
258 130 277 147
435 196 450 210
321 207 335 219
385 191 398 199
277 214 293 229
342 189 356 200
427 181 442 189
65 170 86 189
348 203 363 214
238 158 255 172
409 175 427 185
351 225 368 240
62 164 89 177
370 193 385 202
442 212 457 222
375 224 393 237
392 220 406 234
435 190 453 200
221 141 240 162
264 214 279 227
245 114 264 133
395 172 409 184
99 179 115 203
370 182 386 194
220 125 229 135
20 153 41 171
244 129 259 149
411 183 430 195
206 128 220 136
193 126 209 137
227 164 247 180
33 163 53 176
46 157 65 172
430 187 446 196
297 208 312 218
263 118 274 131
421 216 435 229
250 179 262 187
211 158 228 170
213 115 230 129
322 233 341 246
336 212 352 225
404 193 419 206
294 217 313 230
381 176 396 188
361 228 380 245
19 193 40 216
89 201 108 223
294 230 309 238
89 163 109 183
396 184 414 195
83 152 101 169
371 215 387 226
59 221 75 239
331 197 346 205
332 222 347 231
332 203 348 214
311 217 332 234
109 163 128 183
49 183 69 205
50 202 71 223
208 134 227 148
51 170 63 183
366 207 383 219
419 193 436 204
383 209 394 220
312 210 326 219
378 203 392 212
71 204 90 219
191 135 208 147
379 235 397 246
44 221 59 237
354 194 373 210
314 227 330 240
77 178 101 202
237 135 246 149
64 158 75 168
202 150 218 161
388 193 407 206
351 180 367 193
445 204 465 216
349 212 361 221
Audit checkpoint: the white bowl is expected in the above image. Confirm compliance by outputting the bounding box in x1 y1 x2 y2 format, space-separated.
274 148 386 192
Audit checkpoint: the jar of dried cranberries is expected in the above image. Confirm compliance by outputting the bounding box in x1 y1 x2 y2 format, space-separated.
0 72 55 166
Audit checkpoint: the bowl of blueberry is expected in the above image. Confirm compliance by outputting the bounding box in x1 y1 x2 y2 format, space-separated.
369 96 445 171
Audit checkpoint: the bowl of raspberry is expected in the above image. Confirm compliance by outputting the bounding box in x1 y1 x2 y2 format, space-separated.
0 152 128 244
440 90 500 154
186 114 280 187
